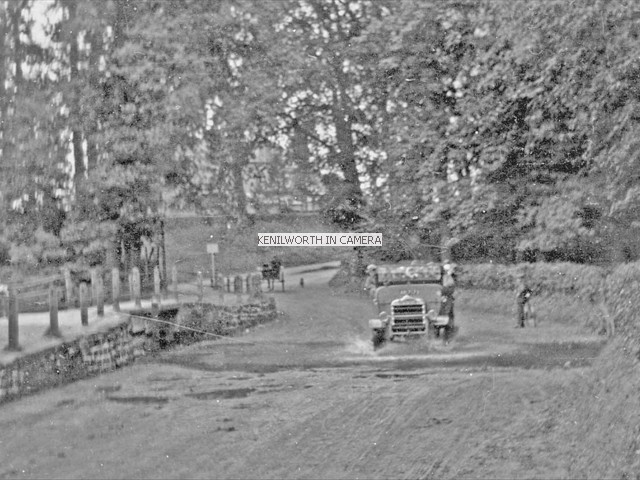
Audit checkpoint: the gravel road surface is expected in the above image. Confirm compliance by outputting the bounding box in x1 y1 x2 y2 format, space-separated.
0 265 602 479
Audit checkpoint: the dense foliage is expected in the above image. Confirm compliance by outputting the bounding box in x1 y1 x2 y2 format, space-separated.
1 0 640 271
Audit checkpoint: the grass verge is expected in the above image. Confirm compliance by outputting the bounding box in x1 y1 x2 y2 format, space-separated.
165 215 351 280
456 288 603 332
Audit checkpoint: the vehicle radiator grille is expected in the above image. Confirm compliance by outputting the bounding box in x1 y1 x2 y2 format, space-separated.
392 304 424 315
391 304 426 334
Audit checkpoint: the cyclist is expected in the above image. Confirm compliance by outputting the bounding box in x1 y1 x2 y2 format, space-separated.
516 280 533 328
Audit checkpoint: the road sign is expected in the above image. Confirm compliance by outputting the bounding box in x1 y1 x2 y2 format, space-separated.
207 243 219 254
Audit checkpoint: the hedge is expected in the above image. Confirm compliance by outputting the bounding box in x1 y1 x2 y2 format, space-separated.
456 262 609 299
457 261 640 336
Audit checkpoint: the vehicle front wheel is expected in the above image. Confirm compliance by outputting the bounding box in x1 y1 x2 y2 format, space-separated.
429 324 438 338
444 324 458 342
372 329 386 350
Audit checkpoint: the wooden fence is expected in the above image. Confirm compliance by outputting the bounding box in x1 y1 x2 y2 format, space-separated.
1 263 275 352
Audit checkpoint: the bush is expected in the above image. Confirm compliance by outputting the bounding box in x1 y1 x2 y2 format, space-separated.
0 238 11 266
9 244 39 269
6 228 67 272
603 261 640 336
456 262 609 297
40 247 68 267
81 240 106 267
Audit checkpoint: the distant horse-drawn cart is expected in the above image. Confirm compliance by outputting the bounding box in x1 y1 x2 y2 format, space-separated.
262 259 284 291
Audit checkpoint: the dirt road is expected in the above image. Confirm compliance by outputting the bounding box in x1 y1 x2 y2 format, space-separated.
0 266 603 479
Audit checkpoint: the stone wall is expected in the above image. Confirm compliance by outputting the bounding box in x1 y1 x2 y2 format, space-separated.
0 322 144 403
0 299 277 404
139 299 277 350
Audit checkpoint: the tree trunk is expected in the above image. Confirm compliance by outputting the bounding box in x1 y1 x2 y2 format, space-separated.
330 79 363 207
127 241 142 289
160 219 167 291
0 7 6 122
332 101 362 204
440 223 453 263
114 0 128 49
0 1 26 220
0 7 7 219
230 148 249 217
66 0 85 189
105 237 118 269
121 239 128 276
10 3 22 86
85 30 101 173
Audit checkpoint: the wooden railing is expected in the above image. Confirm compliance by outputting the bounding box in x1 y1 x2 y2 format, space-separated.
1 263 278 351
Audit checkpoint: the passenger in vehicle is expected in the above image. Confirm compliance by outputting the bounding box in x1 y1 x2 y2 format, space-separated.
364 264 378 296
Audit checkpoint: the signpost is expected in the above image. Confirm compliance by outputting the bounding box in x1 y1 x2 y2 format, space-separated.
207 243 219 287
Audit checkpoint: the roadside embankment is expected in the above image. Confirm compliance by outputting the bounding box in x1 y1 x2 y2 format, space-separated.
566 262 640 478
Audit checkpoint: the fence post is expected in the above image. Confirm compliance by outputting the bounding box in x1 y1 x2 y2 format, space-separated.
210 252 217 288
233 275 242 294
132 267 141 308
79 282 89 326
152 266 161 316
96 275 105 317
197 271 204 302
154 266 161 301
112 267 120 312
252 273 263 298
47 284 61 337
90 268 98 306
7 284 20 351
63 268 73 308
172 265 179 303
257 273 264 297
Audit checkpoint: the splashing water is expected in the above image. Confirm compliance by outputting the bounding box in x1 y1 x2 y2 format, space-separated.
344 336 376 356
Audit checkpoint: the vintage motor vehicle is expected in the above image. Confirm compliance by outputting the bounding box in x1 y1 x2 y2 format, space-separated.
366 262 454 349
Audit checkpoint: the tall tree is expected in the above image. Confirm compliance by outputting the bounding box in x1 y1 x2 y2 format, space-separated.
0 0 68 265
262 0 393 224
